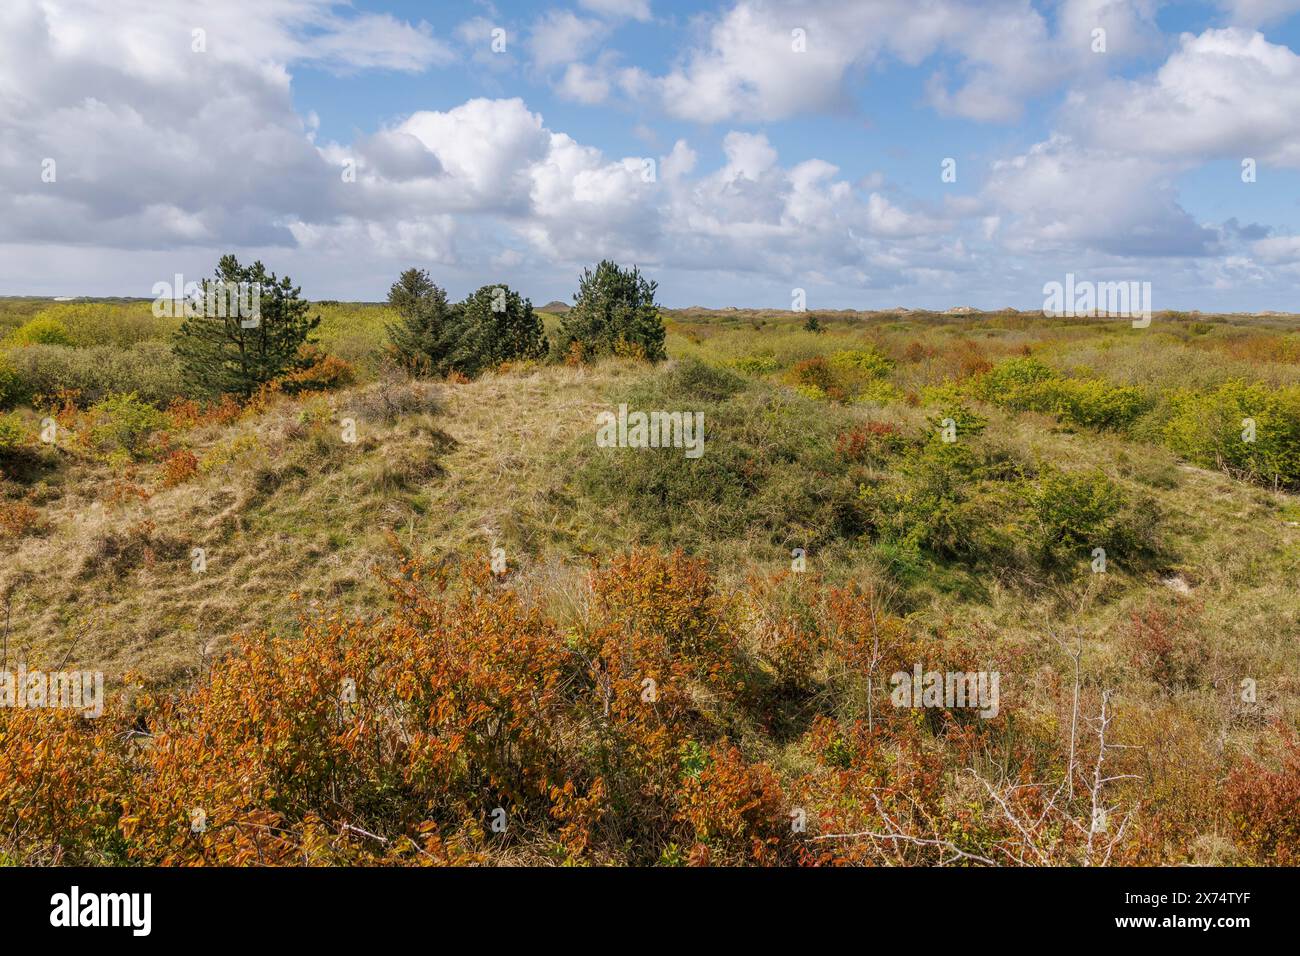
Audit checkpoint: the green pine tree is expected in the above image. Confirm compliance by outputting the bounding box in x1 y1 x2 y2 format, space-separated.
458 284 548 374
558 261 666 362
173 255 319 399
384 268 464 375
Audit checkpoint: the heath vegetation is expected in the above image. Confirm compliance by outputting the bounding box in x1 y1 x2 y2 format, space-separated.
1 273 1298 867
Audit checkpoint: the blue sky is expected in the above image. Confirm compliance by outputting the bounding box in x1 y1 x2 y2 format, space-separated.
3 0 1300 310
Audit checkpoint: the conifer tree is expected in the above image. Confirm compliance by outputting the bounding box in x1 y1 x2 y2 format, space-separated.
174 255 319 399
558 261 666 362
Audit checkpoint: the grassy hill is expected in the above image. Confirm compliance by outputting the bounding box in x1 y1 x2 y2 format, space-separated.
2 299 1299 866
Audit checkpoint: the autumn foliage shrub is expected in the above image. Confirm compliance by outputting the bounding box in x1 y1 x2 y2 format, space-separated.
676 743 792 865
0 545 1277 867
576 549 751 857
112 557 583 864
1225 729 1300 866
274 345 357 395
0 709 126 864
159 448 200 487
0 499 48 540
835 421 906 465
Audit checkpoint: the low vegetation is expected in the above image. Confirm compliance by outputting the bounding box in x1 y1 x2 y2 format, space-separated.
1 282 1298 866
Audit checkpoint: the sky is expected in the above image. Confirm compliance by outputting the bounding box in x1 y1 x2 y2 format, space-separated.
2 0 1300 310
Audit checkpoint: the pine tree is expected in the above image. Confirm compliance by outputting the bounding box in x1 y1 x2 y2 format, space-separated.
458 284 548 374
173 255 319 399
384 268 464 375
558 261 666 362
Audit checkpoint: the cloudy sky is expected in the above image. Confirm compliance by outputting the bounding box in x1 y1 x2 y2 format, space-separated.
2 0 1300 309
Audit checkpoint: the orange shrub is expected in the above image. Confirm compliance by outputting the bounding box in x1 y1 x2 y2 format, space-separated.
159 448 199 487
121 557 577 865
275 346 356 395
835 421 905 464
1225 728 1300 865
0 500 47 540
1124 602 1205 690
677 743 792 865
166 395 241 430
0 708 125 864
787 357 846 402
578 549 749 855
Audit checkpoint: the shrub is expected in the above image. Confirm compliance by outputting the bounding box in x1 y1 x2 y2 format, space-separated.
0 342 186 408
1163 380 1300 489
1225 730 1300 866
120 556 576 865
6 315 73 347
0 500 48 540
1029 378 1150 430
975 356 1057 400
862 439 1008 563
578 549 749 856
0 709 126 864
1124 603 1205 690
787 356 842 400
676 744 792 865
24 302 176 348
87 393 169 459
1025 466 1153 567
835 421 906 465
730 354 779 376
573 365 866 554
829 347 894 378
0 412 25 457
159 448 200 487
0 355 19 408
274 345 356 395
976 357 1150 430
559 261 666 362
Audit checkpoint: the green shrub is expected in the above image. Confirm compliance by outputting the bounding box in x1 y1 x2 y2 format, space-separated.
1163 380 1300 488
661 359 747 402
854 379 904 406
829 347 894 378
861 438 1014 563
87 393 169 458
2 342 186 407
26 303 176 347
975 357 1151 430
729 355 779 376
1026 466 1155 567
860 432 1157 573
7 315 73 347
0 412 26 456
572 363 864 556
975 357 1057 403
0 355 20 409
1031 378 1152 430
